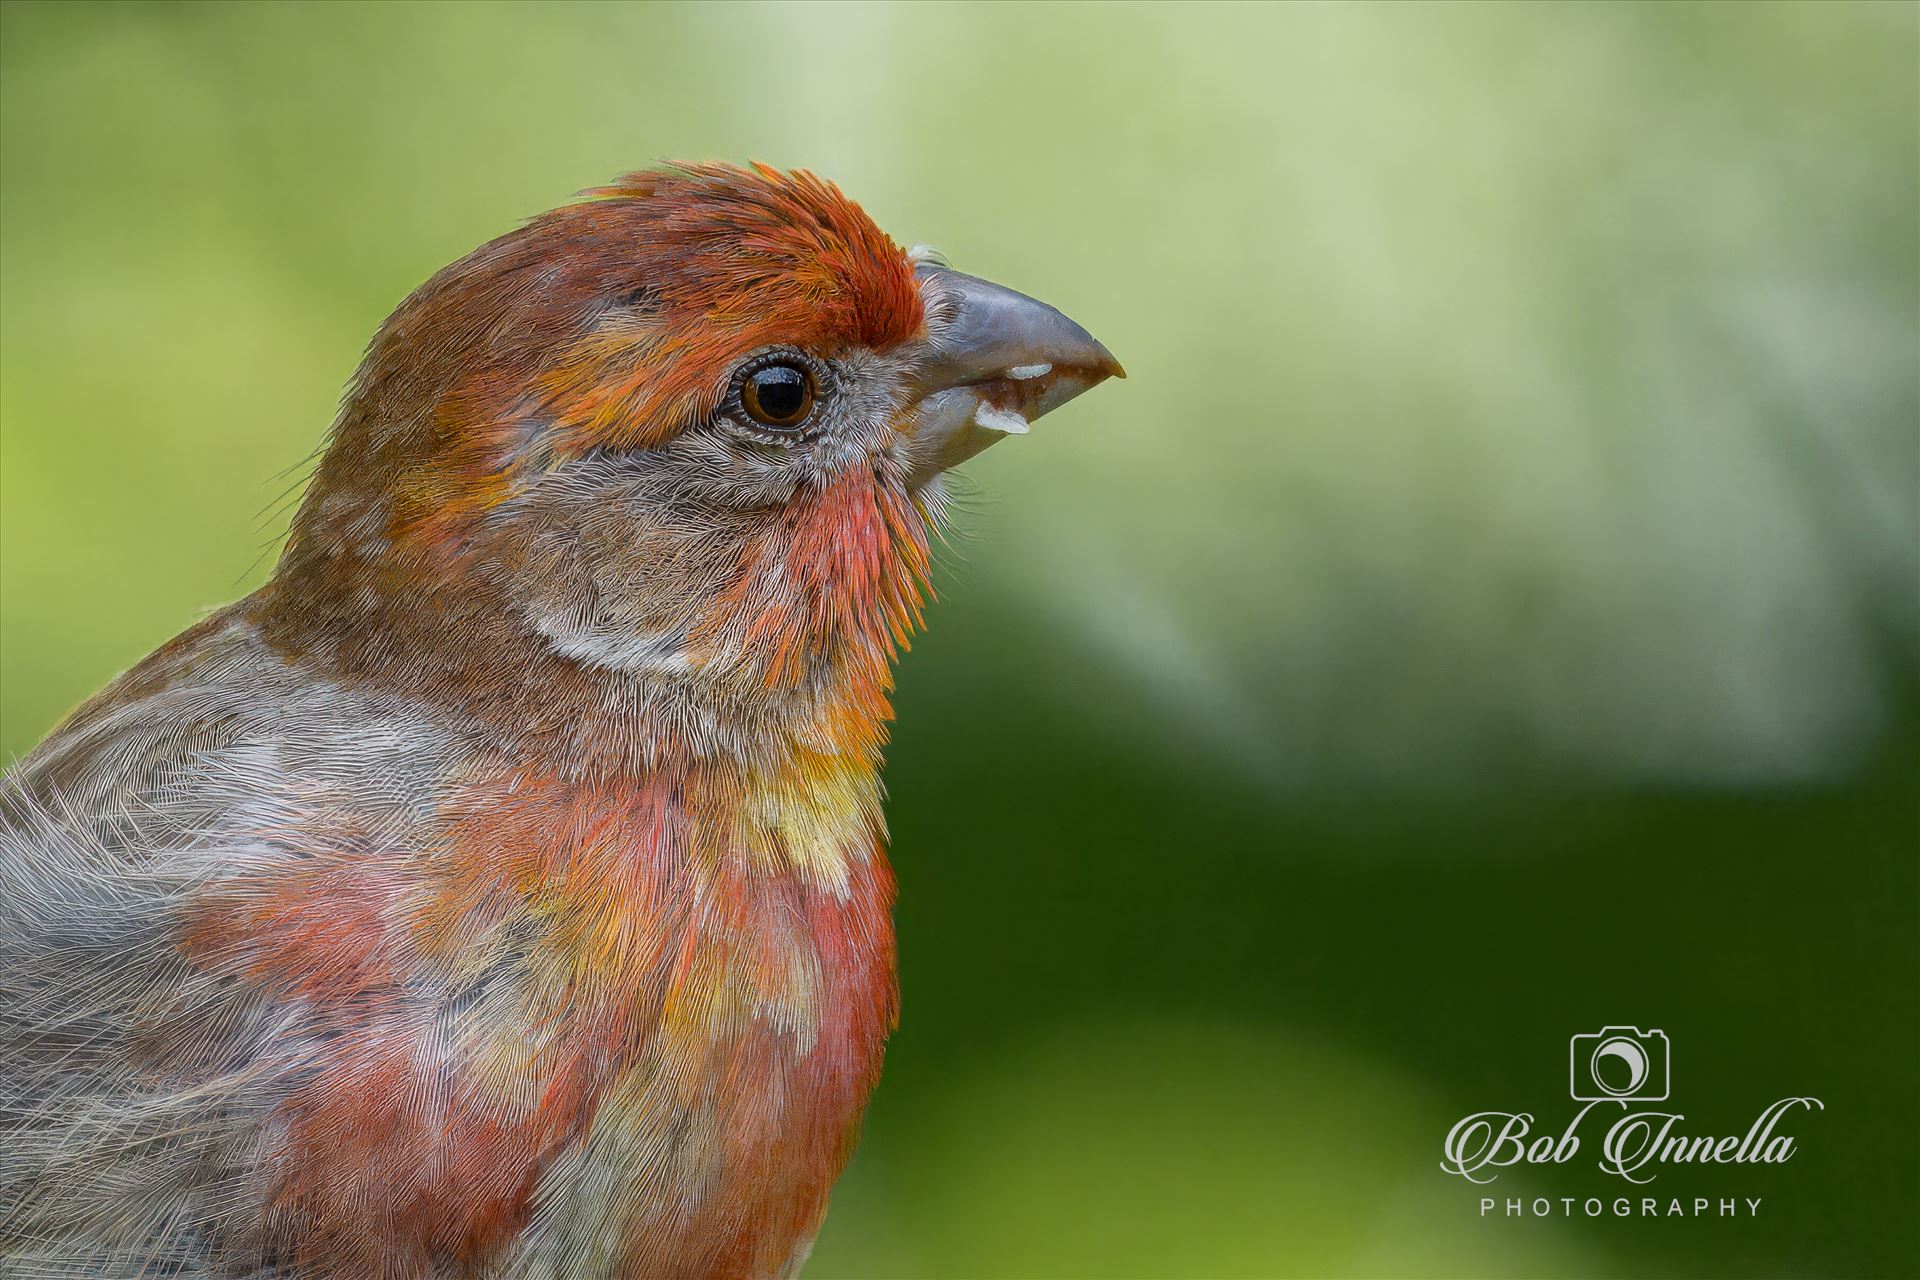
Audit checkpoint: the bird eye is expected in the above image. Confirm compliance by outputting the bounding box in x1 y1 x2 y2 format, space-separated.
740 362 816 431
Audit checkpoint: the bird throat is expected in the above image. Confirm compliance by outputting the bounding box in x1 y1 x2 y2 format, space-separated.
261 466 936 781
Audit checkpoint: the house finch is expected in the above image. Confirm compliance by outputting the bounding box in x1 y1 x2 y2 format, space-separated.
0 163 1119 1279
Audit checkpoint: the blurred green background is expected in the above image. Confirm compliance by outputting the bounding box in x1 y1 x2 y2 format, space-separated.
2 3 1915 1277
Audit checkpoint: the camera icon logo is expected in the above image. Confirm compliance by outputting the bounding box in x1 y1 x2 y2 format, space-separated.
1570 1026 1670 1102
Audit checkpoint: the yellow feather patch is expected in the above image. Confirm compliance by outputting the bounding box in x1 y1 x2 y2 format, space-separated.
738 751 880 895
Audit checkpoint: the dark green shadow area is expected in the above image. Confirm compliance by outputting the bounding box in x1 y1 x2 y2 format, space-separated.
810 593 1919 1279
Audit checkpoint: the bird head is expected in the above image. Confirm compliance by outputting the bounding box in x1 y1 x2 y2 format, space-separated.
269 164 1119 742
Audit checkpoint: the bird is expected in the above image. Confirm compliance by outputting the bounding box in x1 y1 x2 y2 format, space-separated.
0 162 1121 1280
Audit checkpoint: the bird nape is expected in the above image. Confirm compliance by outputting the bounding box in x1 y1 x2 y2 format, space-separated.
0 163 1120 1279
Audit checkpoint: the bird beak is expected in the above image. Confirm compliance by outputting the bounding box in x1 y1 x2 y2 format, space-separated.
901 265 1124 486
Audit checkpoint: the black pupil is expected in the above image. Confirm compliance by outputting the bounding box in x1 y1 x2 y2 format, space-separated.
751 366 808 423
